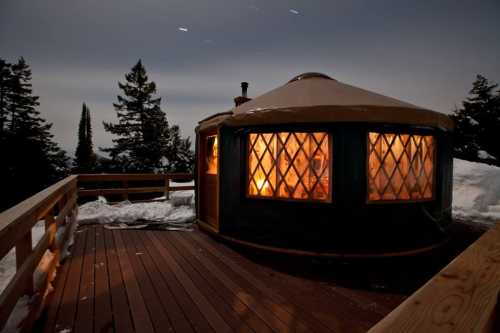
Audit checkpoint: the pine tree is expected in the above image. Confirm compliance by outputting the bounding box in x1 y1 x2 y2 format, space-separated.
450 75 500 165
0 57 69 211
0 59 12 135
74 103 96 172
102 60 171 172
166 125 194 172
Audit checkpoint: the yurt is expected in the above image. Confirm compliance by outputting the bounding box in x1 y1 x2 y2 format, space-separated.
195 73 454 257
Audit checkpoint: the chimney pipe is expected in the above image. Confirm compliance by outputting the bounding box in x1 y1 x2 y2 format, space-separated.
241 82 249 98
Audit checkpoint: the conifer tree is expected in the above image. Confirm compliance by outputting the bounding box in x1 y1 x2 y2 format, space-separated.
167 125 194 172
74 103 96 172
102 60 171 172
0 59 12 135
0 57 69 211
450 75 500 165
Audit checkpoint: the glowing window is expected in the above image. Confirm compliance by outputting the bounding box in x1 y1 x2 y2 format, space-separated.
206 135 218 175
367 132 435 201
248 132 330 201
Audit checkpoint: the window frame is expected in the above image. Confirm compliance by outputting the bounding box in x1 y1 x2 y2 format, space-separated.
205 134 219 175
245 130 333 203
365 130 437 204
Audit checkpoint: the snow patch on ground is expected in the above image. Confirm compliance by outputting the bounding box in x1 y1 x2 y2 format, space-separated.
78 188 195 226
453 158 500 225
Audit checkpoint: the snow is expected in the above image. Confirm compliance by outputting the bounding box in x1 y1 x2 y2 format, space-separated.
477 150 496 160
453 158 500 225
77 186 195 227
0 221 46 294
1 295 30 333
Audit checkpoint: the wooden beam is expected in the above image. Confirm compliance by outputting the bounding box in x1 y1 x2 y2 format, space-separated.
78 186 166 197
78 174 168 182
0 176 77 261
368 223 500 333
0 232 50 330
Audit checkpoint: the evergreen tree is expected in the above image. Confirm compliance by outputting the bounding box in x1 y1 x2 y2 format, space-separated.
74 103 96 172
0 59 12 135
0 57 69 211
167 125 194 172
450 75 500 165
102 60 171 172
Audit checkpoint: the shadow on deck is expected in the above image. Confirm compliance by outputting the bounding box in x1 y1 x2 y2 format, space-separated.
35 222 485 333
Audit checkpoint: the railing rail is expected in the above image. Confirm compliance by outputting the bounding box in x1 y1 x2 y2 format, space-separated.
368 222 500 333
0 175 78 332
77 173 193 200
0 173 194 332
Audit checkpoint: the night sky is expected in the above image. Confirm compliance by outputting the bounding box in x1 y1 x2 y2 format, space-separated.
1 0 499 155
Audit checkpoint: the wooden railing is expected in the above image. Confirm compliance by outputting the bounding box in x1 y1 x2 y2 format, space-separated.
77 173 193 201
368 222 500 333
0 175 78 333
0 173 194 332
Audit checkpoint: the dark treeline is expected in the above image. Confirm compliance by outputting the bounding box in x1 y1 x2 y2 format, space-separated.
0 57 69 211
450 75 500 166
0 58 194 212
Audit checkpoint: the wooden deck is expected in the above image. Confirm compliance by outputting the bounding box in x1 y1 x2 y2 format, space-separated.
35 225 413 333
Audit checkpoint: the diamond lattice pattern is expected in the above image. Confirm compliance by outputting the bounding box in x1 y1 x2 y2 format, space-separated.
367 132 435 201
248 132 330 201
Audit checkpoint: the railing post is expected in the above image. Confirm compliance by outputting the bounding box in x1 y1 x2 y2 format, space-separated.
164 175 170 200
123 180 129 200
16 231 33 295
45 212 59 266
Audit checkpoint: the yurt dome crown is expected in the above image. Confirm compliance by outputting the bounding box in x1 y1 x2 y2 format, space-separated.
288 72 336 82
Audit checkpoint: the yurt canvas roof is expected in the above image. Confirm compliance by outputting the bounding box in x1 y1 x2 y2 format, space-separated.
199 73 453 130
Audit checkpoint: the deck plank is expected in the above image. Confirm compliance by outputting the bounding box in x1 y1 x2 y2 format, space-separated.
186 232 331 333
52 227 87 333
131 231 195 333
190 231 378 333
103 228 134 333
41 244 72 333
74 225 95 333
120 230 174 332
113 230 155 333
39 225 411 333
167 231 274 333
94 225 113 333
173 233 293 333
137 231 214 333
157 231 255 333
147 231 232 332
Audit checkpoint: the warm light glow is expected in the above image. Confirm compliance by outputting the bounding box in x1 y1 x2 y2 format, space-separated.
248 132 330 201
367 132 435 201
206 135 218 175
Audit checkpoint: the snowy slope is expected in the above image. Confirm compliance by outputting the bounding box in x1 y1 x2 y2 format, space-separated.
453 158 500 225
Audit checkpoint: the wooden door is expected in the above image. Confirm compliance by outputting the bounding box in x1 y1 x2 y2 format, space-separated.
199 133 219 229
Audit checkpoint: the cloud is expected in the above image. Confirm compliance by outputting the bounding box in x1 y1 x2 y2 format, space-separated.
1 0 499 156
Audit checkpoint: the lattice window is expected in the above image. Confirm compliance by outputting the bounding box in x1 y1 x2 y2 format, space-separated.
367 132 435 201
248 132 330 201
206 135 218 175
